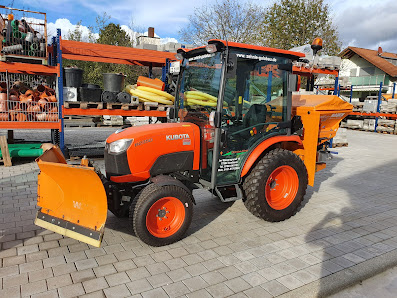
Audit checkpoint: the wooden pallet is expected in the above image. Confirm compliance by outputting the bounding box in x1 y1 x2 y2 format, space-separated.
0 54 48 65
64 101 171 113
105 102 140 110
376 130 396 135
64 101 104 109
332 143 348 148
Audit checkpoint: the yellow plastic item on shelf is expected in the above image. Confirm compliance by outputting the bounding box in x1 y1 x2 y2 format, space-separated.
187 98 217 107
137 86 175 101
184 94 208 101
126 85 150 102
129 89 173 105
185 91 217 102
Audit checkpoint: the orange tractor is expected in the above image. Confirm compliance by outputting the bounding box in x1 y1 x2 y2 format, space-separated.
35 40 352 247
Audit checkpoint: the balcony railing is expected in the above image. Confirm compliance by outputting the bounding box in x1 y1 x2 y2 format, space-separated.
349 75 385 86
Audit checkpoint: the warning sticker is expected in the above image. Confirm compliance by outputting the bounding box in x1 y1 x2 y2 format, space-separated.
218 157 240 172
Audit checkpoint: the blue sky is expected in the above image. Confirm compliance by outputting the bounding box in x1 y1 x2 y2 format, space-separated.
6 0 397 52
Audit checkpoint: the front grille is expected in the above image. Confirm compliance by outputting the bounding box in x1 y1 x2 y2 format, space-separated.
104 147 131 178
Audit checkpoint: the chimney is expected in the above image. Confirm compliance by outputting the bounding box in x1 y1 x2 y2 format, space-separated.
148 27 154 38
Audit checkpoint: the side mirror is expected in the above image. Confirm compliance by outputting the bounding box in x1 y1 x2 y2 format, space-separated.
209 111 222 128
226 53 237 79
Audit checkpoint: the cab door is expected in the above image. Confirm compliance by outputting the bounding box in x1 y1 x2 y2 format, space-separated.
215 50 292 186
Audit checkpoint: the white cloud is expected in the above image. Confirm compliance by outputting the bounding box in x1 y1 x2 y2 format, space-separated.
160 37 178 44
47 18 98 41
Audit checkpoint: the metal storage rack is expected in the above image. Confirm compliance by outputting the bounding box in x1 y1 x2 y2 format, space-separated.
0 6 62 150
54 29 177 151
1 25 177 154
344 82 397 131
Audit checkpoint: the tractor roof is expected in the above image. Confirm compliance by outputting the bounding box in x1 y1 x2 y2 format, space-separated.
178 40 305 60
209 39 305 59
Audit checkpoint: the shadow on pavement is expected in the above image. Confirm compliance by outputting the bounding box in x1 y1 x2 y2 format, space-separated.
305 159 397 297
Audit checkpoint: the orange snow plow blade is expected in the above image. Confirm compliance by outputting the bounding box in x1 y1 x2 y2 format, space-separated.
34 146 107 247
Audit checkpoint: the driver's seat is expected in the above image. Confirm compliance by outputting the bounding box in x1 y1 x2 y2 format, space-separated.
243 104 269 128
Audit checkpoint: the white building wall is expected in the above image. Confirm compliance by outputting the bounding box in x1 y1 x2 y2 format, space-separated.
340 54 394 94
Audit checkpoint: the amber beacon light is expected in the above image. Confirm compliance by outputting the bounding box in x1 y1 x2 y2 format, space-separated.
311 37 323 55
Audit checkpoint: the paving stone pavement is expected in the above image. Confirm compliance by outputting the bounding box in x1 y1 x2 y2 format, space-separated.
1 129 397 297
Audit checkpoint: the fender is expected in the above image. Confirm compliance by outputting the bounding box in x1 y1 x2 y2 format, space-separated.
151 175 196 204
240 135 303 178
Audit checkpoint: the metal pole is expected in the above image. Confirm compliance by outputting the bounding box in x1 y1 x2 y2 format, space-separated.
56 29 65 153
375 82 383 132
149 63 153 78
161 59 168 83
393 82 396 99
338 84 341 97
334 75 339 95
210 51 229 190
266 71 272 102
350 85 353 103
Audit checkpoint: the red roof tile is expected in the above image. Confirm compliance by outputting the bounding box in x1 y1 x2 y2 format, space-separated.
339 46 397 77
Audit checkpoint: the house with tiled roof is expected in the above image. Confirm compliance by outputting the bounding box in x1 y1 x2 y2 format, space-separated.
339 46 397 101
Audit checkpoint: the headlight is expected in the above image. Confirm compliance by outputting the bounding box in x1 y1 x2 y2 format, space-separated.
108 139 133 154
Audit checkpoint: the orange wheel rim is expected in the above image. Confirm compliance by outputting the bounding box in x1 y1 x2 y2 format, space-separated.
265 165 299 210
146 197 185 238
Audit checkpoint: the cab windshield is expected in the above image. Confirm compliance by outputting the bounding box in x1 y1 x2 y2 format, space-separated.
177 51 223 181
177 52 222 119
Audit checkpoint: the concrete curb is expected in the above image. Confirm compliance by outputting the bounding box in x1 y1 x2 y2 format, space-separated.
279 248 397 298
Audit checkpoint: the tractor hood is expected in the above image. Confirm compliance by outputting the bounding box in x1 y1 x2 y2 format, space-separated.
105 123 201 183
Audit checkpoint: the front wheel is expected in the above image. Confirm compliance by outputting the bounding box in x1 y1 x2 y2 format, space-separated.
243 148 308 222
131 183 194 246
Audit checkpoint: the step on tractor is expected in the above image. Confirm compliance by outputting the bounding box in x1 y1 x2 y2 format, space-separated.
35 39 353 247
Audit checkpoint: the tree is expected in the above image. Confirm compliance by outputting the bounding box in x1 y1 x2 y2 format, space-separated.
179 0 264 45
261 0 341 55
94 23 144 87
97 23 132 47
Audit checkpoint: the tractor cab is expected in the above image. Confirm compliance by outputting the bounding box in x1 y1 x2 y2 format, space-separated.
174 40 304 194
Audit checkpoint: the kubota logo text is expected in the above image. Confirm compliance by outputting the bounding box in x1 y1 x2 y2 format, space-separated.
166 134 190 141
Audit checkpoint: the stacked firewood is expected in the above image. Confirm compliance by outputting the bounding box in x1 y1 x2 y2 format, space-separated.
0 81 58 121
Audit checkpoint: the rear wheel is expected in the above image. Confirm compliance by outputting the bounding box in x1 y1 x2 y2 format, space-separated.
243 148 308 222
132 183 193 246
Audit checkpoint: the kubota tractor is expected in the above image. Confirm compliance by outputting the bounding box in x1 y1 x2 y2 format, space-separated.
35 40 352 247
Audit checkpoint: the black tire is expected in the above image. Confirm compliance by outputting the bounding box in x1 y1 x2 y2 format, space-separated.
243 148 308 222
132 183 194 246
129 188 143 234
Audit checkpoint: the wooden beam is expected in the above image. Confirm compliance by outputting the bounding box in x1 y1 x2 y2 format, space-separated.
0 135 12 167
